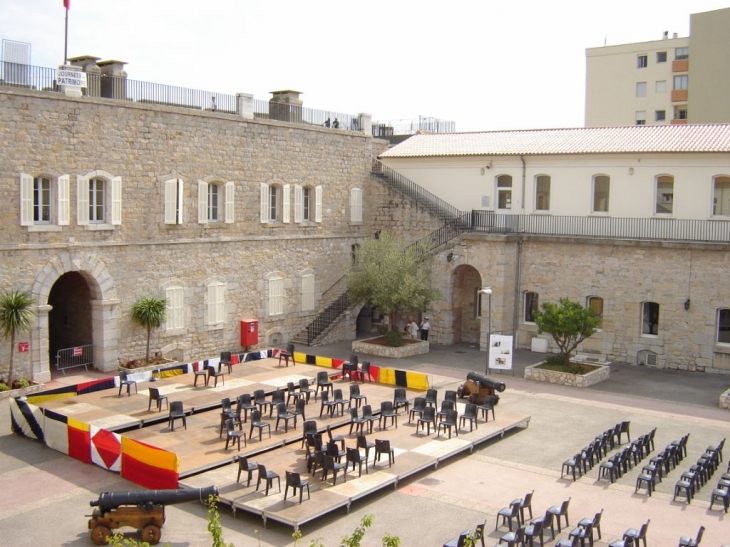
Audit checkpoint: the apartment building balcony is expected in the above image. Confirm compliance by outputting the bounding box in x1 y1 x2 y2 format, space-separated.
673 59 689 72
672 89 688 102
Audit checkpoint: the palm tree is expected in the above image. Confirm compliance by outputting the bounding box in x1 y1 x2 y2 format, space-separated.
0 290 35 384
131 297 167 365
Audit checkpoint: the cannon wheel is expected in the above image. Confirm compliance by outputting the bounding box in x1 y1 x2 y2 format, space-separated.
142 525 162 545
90 525 111 545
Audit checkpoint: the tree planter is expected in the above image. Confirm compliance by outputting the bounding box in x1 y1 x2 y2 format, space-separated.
119 359 176 375
352 337 430 359
720 388 730 410
0 381 45 401
524 361 610 388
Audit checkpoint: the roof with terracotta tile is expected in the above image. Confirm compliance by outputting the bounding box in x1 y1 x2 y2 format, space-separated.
378 124 730 158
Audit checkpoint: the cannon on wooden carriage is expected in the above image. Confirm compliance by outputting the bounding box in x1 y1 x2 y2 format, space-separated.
456 371 506 405
87 486 218 545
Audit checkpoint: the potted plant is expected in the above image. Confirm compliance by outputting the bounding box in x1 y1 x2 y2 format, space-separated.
125 296 168 369
0 290 35 388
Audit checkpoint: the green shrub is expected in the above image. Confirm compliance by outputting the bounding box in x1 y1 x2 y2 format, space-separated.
0 383 9 392
383 327 403 347
17 379 30 388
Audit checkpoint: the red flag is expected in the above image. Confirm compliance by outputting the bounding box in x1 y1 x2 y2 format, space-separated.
64 0 70 9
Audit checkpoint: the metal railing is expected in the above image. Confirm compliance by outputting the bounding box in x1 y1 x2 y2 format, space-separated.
468 211 730 243
250 98 357 130
55 344 93 375
306 291 351 345
0 61 57 91
372 117 456 136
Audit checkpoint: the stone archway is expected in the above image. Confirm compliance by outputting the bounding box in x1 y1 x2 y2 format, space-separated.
31 252 120 381
451 264 483 344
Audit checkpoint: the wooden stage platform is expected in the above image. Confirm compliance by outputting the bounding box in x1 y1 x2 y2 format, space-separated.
37 355 530 530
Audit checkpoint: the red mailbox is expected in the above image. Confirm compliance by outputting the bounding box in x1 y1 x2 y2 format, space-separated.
240 319 258 347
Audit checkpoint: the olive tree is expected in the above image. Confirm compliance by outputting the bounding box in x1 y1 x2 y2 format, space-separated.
534 298 601 366
131 297 167 365
0 290 35 384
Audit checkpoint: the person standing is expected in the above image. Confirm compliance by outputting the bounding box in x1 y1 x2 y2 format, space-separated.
407 319 419 340
420 316 431 341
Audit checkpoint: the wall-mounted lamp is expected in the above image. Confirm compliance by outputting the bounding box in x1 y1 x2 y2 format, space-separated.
446 251 454 262
684 298 691 311
374 230 381 240
480 161 493 175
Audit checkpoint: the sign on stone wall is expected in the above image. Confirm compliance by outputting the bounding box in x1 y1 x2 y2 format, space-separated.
488 335 513 370
57 69 87 88
18 342 29 353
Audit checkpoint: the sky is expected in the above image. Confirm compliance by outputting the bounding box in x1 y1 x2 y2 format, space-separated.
2 0 729 132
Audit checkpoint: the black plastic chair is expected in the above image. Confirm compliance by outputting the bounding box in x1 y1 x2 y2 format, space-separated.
256 463 280 496
349 408 366 435
635 465 658 496
437 409 458 438
561 453 583 481
710 482 729 512
319 391 337 417
357 433 375 462
301 419 318 448
393 387 409 413
326 440 345 464
442 532 468 547
621 519 649 547
477 394 496 421
147 387 168 412
379 401 398 430
555 533 580 547
118 370 137 396
287 381 303 406
284 470 309 503
278 343 295 367
577 509 602 544
237 393 256 423
444 390 457 404
168 401 186 431
291 398 306 422
346 446 368 477
425 388 438 407
253 389 272 416
206 365 225 387
678 525 705 547
193 365 208 387
315 371 333 400
528 511 556 544
224 418 247 451
417 406 437 435
327 424 345 450
374 439 395 467
275 402 297 432
437 400 456 423
219 351 233 373
409 397 427 423
498 526 526 547
361 405 377 434
613 420 631 445
568 520 593 547
524 516 546 547
298 378 315 402
459 403 478 432
673 473 696 503
271 389 286 416
354 360 372 383
349 384 367 408
322 454 347 485
236 455 256 486
249 409 271 441
547 498 571 533
332 388 350 416
511 490 534 525
496 500 521 531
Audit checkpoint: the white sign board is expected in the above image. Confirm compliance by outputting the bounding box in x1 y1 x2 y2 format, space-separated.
488 334 514 370
57 69 87 88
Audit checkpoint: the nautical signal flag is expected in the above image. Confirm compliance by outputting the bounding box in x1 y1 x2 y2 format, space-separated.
63 0 70 9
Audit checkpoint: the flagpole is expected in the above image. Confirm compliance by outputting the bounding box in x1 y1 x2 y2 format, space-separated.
63 2 69 65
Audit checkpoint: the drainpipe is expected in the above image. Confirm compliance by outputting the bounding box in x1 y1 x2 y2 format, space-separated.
520 155 526 213
512 238 523 342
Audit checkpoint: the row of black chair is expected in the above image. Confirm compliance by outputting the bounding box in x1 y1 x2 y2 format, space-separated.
675 437 726 504
561 422 632 482
597 427 655 484
494 495 571 547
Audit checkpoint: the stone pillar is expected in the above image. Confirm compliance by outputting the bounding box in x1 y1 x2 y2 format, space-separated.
32 304 52 383
98 60 128 100
68 55 101 97
91 298 121 372
269 89 303 123
358 113 372 135
236 93 254 119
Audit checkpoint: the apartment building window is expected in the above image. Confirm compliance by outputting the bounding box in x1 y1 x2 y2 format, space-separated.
260 183 290 223
637 54 648 68
535 175 550 211
350 188 363 223
199 180 234 224
165 286 184 330
656 51 667 63
76 172 122 227
675 47 689 60
20 173 70 228
675 107 688 120
642 302 660 336
497 175 512 210
713 176 730 216
655 175 674 214
269 277 284 316
301 274 315 312
294 185 322 223
673 75 688 90
592 175 610 213
587 296 604 329
206 281 225 325
717 309 730 344
655 110 666 122
655 80 666 93
636 82 647 97
524 292 538 323
635 111 646 125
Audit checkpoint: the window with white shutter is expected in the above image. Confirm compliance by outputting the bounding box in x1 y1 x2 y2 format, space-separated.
20 173 34 226
58 175 70 225
350 188 362 223
260 182 269 223
294 184 303 223
77 175 90 225
206 282 225 325
282 184 290 223
301 274 315 311
269 277 284 316
111 176 122 225
165 286 184 330
315 185 322 223
224 181 234 223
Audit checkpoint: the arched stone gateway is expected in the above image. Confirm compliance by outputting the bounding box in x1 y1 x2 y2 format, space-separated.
30 252 120 382
451 264 484 345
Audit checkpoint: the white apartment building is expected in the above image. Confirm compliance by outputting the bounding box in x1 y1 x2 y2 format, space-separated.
585 7 730 127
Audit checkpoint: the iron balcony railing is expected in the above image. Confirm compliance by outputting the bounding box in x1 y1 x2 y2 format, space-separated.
469 211 730 243
0 61 358 129
372 117 456 137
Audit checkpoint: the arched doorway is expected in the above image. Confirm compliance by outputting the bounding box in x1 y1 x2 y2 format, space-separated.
48 272 93 368
451 264 483 344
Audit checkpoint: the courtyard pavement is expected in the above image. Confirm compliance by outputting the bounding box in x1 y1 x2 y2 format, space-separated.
1 341 728 546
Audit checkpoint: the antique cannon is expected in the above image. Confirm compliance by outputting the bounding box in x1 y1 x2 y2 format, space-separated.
457 371 506 405
88 486 218 545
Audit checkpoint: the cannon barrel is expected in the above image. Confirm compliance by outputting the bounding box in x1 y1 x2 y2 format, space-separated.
466 371 506 392
91 486 218 514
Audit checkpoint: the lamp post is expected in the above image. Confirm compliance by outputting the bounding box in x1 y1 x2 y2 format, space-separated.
478 287 493 375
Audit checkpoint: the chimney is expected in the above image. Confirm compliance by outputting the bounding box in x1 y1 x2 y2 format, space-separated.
673 33 678 39
662 31 668 40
